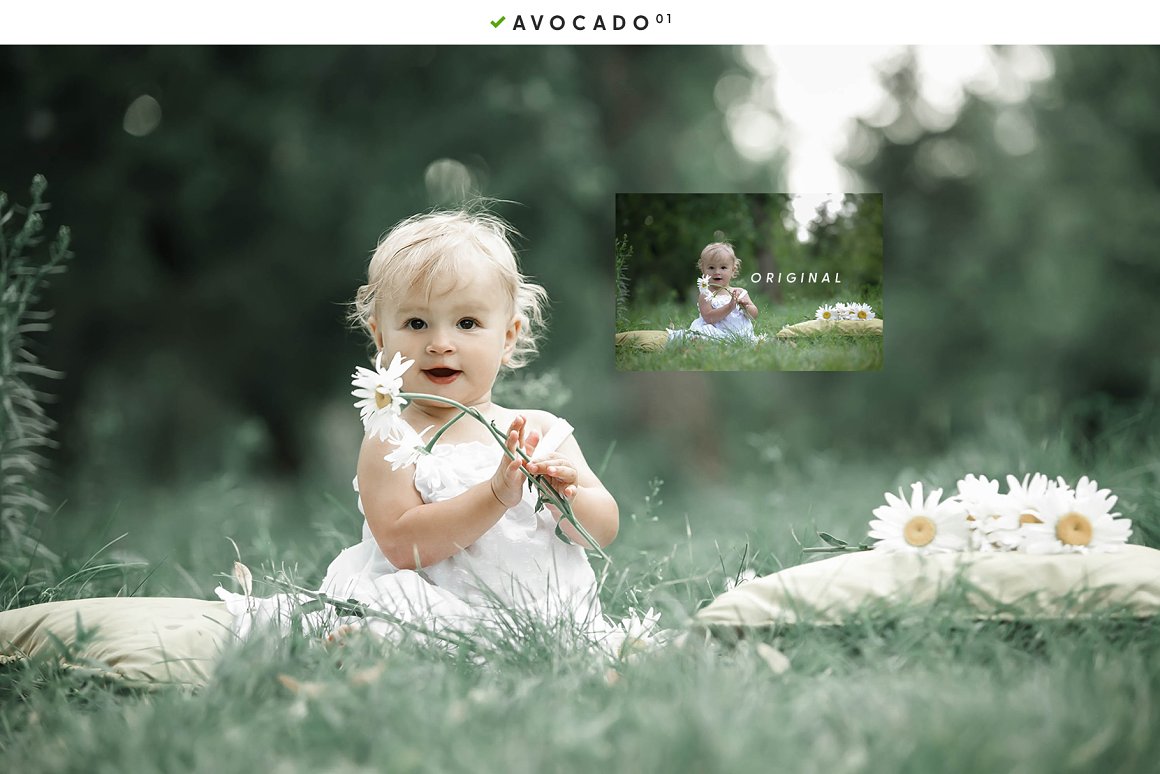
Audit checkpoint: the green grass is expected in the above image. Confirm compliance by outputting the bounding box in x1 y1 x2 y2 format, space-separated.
3 415 1160 772
616 296 883 371
5 619 1159 773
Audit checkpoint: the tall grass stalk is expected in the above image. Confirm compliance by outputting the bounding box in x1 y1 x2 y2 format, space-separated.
0 175 72 605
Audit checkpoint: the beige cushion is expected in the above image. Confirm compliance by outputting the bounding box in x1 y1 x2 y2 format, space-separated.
775 318 883 338
615 330 670 351
696 544 1160 628
0 597 235 687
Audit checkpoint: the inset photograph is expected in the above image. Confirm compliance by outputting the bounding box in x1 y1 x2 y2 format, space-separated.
614 193 883 371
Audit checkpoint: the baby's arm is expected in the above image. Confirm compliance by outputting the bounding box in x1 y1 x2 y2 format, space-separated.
524 428 619 548
358 417 535 570
696 292 738 324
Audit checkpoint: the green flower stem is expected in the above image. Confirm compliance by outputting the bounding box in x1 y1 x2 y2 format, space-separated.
397 392 609 562
801 544 873 554
269 576 478 650
424 409 467 451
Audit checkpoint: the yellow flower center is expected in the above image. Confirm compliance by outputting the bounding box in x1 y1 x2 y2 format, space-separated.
1056 512 1093 546
857 310 868 319
374 390 393 410
903 516 937 547
1019 512 1042 525
822 311 831 319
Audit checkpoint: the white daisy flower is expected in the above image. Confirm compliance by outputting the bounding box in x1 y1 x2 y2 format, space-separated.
956 474 1005 551
384 422 434 471
1021 476 1132 554
619 607 661 653
697 275 711 294
869 482 970 554
957 474 1021 551
815 304 837 322
351 351 414 440
1004 473 1062 529
1072 475 1113 502
851 302 876 320
832 302 853 320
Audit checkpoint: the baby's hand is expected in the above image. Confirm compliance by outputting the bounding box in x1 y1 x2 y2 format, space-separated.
489 416 539 508
524 454 578 502
733 288 756 316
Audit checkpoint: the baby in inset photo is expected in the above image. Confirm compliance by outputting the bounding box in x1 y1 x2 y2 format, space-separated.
668 242 761 344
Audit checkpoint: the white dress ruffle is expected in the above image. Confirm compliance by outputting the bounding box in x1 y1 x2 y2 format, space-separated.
668 289 759 343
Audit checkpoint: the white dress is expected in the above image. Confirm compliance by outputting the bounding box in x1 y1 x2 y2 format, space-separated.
217 417 636 652
668 289 759 343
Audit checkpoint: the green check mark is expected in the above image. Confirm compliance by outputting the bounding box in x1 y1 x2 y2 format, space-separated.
490 15 506 28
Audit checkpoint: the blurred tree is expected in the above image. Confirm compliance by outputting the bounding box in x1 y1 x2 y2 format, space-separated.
805 194 883 295
720 46 1160 459
745 193 791 302
849 47 1160 437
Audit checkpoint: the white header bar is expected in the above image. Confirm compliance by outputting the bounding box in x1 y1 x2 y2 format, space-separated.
2 1 1154 44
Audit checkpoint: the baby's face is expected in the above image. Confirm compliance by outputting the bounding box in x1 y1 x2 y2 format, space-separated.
701 257 736 285
377 260 519 410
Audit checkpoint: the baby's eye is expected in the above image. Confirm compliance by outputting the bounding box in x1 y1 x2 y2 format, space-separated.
405 318 427 330
457 318 479 330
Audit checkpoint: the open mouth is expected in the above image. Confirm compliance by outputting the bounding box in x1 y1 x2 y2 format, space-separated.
423 367 461 385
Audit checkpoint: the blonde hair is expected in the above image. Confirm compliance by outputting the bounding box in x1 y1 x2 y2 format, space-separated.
698 241 741 278
351 209 548 369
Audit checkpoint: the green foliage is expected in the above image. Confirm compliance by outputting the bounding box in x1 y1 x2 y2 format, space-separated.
0 175 70 601
805 194 883 295
2 411 1160 771
616 193 883 308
